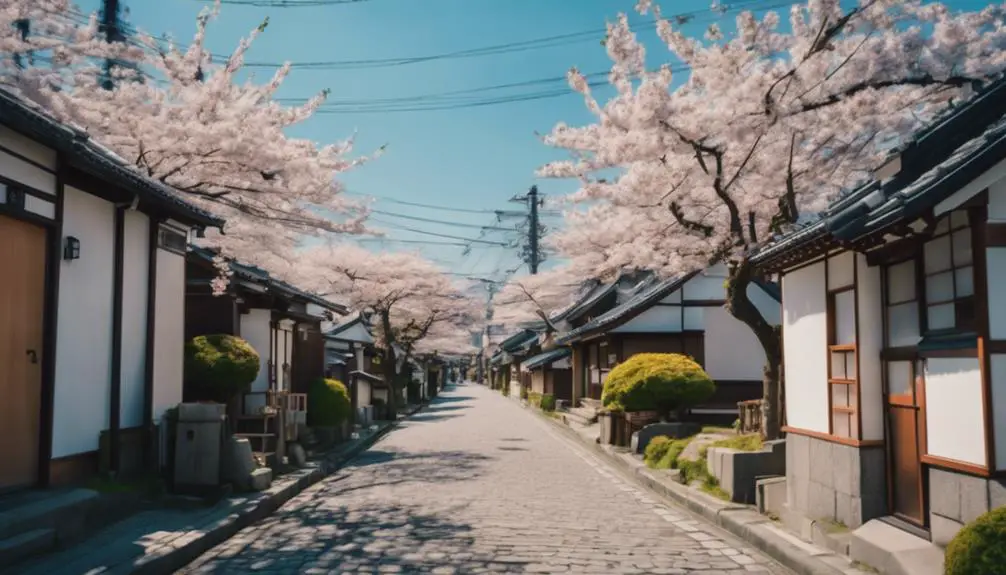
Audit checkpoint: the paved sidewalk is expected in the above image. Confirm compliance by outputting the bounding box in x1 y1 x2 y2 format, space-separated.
181 383 789 574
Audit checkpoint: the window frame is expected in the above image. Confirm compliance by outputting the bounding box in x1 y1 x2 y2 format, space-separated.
826 282 860 440
921 210 976 335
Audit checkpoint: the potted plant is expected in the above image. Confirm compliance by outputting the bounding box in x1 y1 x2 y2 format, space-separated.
183 334 260 432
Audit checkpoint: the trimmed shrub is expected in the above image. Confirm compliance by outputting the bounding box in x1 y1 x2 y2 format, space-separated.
602 353 715 418
528 391 543 407
540 394 556 412
184 334 260 403
944 506 1006 575
308 378 351 427
644 436 673 467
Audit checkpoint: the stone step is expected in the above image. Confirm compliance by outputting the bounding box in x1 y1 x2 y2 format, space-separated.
0 528 55 566
561 408 595 427
850 519 944 575
0 488 97 542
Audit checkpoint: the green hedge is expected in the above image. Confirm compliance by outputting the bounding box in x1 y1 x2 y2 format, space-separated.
184 334 260 403
602 353 715 417
528 391 543 407
540 394 556 412
308 378 351 426
945 506 1006 575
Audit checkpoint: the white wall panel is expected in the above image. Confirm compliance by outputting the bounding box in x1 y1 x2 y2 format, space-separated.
991 355 1006 471
856 254 885 441
151 250 186 422
704 306 766 381
781 261 830 433
119 211 149 428
0 125 57 169
0 150 56 194
925 357 986 466
52 187 115 457
612 305 682 333
241 309 272 394
827 251 855 289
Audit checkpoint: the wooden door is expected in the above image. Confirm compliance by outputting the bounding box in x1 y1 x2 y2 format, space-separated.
885 359 927 525
0 215 47 489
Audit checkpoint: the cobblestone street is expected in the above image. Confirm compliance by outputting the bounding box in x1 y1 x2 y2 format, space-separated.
181 384 789 574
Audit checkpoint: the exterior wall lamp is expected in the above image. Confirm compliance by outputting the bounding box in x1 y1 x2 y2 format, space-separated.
63 236 81 260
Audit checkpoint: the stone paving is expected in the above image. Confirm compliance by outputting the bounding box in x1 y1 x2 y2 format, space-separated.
180 384 790 574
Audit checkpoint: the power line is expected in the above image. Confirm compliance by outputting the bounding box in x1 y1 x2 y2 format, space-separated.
346 190 523 215
371 209 517 232
369 217 514 245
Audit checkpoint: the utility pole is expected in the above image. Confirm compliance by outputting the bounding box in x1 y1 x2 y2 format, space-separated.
100 0 123 90
510 185 543 275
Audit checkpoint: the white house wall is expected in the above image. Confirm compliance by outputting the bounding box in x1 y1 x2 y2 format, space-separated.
682 266 728 300
52 186 115 458
925 357 987 467
0 125 57 169
613 304 682 333
119 210 149 429
782 260 830 434
241 309 272 394
703 306 766 381
0 148 56 194
151 249 185 423
990 355 1006 471
273 320 295 391
856 254 885 442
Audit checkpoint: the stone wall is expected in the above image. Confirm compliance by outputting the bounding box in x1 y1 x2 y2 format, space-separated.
929 467 1006 546
785 433 886 528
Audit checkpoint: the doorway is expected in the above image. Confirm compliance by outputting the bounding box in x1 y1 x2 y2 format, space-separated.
0 215 47 490
885 359 927 525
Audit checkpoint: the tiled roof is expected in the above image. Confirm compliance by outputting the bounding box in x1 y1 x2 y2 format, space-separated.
555 273 693 344
752 74 1006 267
522 347 571 370
0 90 223 229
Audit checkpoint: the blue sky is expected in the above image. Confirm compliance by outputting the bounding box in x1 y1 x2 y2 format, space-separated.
78 0 990 282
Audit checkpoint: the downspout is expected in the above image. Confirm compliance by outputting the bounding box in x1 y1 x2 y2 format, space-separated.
109 203 127 476
142 218 160 471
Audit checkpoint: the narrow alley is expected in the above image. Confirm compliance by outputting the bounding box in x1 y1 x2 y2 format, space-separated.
180 384 787 574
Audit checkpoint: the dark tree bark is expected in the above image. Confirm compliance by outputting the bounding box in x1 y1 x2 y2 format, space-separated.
724 258 783 439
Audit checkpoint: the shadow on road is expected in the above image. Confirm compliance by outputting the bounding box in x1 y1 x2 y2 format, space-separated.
321 449 493 496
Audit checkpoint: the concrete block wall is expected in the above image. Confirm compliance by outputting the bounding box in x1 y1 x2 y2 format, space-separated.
785 433 887 528
929 468 1006 546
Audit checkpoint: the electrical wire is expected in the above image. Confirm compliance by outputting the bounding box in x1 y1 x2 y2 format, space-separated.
371 209 517 231
369 217 515 245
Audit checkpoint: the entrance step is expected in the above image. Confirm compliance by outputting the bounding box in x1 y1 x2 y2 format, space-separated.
850 519 944 575
562 406 598 427
0 528 55 565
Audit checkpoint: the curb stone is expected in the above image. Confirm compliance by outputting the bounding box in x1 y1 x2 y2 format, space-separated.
530 407 871 575
129 403 427 575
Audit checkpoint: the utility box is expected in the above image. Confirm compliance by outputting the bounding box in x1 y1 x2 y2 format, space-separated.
174 403 226 492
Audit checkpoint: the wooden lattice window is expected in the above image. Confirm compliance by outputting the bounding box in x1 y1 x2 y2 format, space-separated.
828 287 858 439
923 210 975 333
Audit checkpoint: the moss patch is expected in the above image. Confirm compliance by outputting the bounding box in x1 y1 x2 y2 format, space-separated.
709 433 764 452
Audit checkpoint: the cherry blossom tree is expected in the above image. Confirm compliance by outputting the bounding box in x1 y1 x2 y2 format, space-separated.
491 267 590 331
293 244 480 415
542 0 1006 438
32 2 379 276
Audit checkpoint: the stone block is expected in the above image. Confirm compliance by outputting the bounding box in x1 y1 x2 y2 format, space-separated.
790 470 810 513
248 467 273 492
960 472 991 523
989 478 1006 509
708 444 785 504
631 422 700 454
928 467 961 521
831 444 853 496
809 438 834 487
221 437 257 490
808 480 837 520
834 491 854 527
756 476 787 516
790 434 810 481
930 512 964 548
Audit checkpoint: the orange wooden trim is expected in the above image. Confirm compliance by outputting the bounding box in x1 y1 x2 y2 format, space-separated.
920 454 990 477
831 406 856 414
782 425 884 447
829 378 857 385
828 343 857 352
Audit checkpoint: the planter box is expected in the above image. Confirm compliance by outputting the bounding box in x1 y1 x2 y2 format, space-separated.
630 422 702 454
598 411 631 447
706 439 786 503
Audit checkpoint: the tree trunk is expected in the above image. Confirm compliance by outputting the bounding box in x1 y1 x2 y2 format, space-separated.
725 259 783 440
380 347 400 420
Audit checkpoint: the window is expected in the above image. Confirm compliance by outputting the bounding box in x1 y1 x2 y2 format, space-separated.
158 224 188 255
886 259 920 347
922 210 974 333
828 287 859 439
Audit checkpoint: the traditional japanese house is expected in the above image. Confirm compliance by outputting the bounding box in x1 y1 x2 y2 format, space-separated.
554 268 781 422
0 90 224 489
751 77 1006 547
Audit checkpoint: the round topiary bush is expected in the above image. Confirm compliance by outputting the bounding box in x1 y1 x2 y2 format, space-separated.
184 334 260 403
602 353 715 419
944 506 1006 575
308 378 352 427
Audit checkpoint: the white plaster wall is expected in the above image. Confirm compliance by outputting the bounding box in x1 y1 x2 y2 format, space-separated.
151 249 186 423
988 179 1006 222
659 290 682 304
683 307 704 330
612 305 682 332
781 261 830 434
827 251 855 289
988 247 1006 340
119 210 149 429
358 380 372 407
856 254 885 441
240 309 272 393
992 355 1006 471
704 306 766 381
0 149 56 194
0 125 57 169
52 186 115 457
273 320 295 391
925 357 987 467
